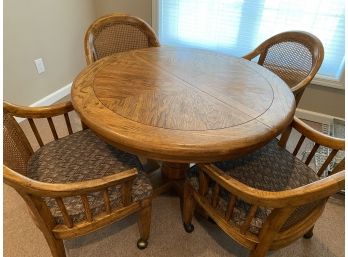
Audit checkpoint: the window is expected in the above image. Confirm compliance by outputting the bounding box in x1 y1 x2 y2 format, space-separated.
155 0 345 85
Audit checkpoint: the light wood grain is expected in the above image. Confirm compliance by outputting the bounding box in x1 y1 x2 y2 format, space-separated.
72 46 296 163
84 13 161 174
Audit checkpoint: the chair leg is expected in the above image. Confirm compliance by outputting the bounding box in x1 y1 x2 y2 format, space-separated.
20 195 66 257
303 226 314 239
42 231 66 257
137 199 152 249
248 244 269 257
183 182 195 233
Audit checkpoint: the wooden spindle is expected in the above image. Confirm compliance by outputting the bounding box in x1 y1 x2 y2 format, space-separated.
102 189 112 214
28 118 44 146
64 113 73 135
211 183 220 208
278 125 292 148
331 158 345 175
55 197 73 228
293 135 305 156
317 150 338 177
225 194 237 221
81 194 93 222
47 117 59 140
305 143 320 165
122 181 132 206
240 205 258 234
257 51 267 65
198 169 209 196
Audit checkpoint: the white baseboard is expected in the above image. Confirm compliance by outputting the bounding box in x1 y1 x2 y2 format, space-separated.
30 82 72 107
16 82 72 123
295 108 344 125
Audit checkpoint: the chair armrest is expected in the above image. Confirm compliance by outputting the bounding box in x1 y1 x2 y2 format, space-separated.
290 65 319 95
198 163 344 208
289 78 311 95
242 49 260 61
4 101 74 119
4 165 138 197
292 117 344 150
242 43 266 61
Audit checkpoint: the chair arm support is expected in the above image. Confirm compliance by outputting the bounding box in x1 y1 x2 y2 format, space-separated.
242 50 260 60
290 67 319 95
290 78 311 95
198 164 344 208
3 165 138 197
4 101 74 119
292 117 345 150
242 42 266 60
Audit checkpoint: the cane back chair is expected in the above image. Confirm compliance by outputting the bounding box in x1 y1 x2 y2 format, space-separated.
183 117 344 257
243 31 324 105
84 13 161 172
3 101 153 257
84 13 160 65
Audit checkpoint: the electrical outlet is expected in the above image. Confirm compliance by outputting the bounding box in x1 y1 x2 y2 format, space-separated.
34 58 45 74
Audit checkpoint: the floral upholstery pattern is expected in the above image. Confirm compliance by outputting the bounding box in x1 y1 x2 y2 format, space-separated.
187 139 319 234
27 129 152 225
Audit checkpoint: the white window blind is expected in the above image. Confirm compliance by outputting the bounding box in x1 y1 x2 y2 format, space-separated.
158 0 345 80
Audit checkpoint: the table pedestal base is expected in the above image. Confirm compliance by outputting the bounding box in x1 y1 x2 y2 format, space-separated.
161 162 189 197
149 162 189 197
161 162 189 180
149 162 209 220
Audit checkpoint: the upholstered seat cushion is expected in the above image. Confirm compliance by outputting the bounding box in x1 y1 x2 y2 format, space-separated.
27 129 152 225
187 139 319 234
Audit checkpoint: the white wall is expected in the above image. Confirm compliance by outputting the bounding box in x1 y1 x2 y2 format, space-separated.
299 84 344 118
4 0 96 105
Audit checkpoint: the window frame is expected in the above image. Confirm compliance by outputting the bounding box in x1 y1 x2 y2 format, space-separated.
152 0 345 90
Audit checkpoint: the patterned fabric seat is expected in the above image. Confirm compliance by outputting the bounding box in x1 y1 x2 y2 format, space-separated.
27 129 152 224
187 139 319 234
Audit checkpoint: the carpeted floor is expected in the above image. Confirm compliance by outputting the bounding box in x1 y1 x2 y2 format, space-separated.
3 99 345 257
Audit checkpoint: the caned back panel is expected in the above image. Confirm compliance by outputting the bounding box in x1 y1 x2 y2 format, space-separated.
3 113 33 175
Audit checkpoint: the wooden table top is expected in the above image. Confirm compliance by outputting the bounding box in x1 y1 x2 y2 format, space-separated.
72 46 296 163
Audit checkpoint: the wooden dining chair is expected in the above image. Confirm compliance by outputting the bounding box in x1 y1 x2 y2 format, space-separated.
84 13 161 172
243 31 324 105
182 116 344 257
84 13 160 65
3 101 153 257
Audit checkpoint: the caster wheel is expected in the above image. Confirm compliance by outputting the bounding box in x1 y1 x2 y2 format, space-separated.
303 231 313 239
137 239 148 249
183 223 194 233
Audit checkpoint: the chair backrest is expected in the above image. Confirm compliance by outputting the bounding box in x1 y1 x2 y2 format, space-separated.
3 112 33 175
244 31 324 104
84 14 160 65
274 116 345 234
3 100 76 176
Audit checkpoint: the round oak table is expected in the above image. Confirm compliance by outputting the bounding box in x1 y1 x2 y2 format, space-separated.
71 46 296 185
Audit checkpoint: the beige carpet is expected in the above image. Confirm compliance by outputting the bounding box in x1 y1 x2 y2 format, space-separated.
4 101 345 257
